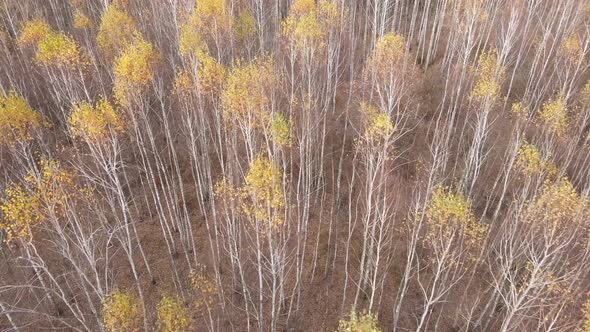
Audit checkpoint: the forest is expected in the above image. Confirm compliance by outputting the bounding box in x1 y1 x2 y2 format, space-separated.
1 0 590 331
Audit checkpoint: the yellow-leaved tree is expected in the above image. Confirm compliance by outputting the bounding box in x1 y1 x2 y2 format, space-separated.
0 89 43 148
189 266 217 311
221 56 275 127
157 294 190 332
68 98 124 144
234 10 256 42
364 32 415 120
102 290 142 332
0 182 41 244
514 142 546 176
194 48 227 96
30 158 77 219
367 33 406 82
178 16 204 59
270 113 292 147
337 309 382 332
426 185 486 246
281 0 340 54
242 155 285 230
18 19 86 70
538 94 568 137
525 177 587 231
510 102 529 122
195 0 232 32
113 37 159 107
560 34 584 65
470 49 505 102
361 103 394 144
582 294 590 332
97 3 138 56
175 48 227 98
35 31 86 69
178 0 231 58
18 19 51 47
0 158 77 243
73 10 93 30
214 156 287 253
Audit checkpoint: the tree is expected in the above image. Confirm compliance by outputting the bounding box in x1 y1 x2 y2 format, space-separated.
537 94 568 138
1 157 77 244
73 10 92 31
189 266 217 329
0 89 43 148
491 177 589 331
35 31 86 69
113 36 158 107
157 294 190 332
0 180 41 244
514 142 548 176
68 98 124 143
463 48 506 196
18 18 86 70
337 309 382 332
102 290 142 332
582 294 590 332
178 0 232 60
415 185 486 331
97 2 138 56
17 19 51 47
242 155 289 331
347 103 396 311
221 56 275 162
4 0 590 330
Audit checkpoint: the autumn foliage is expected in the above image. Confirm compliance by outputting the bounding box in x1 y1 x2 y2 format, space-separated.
3 1 590 331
